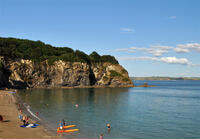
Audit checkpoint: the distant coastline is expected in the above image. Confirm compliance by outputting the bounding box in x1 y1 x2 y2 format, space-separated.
131 77 200 81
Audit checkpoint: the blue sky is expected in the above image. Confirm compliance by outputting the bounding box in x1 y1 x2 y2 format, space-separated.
1 0 200 77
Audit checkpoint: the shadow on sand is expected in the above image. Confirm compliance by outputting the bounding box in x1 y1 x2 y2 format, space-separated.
2 120 10 122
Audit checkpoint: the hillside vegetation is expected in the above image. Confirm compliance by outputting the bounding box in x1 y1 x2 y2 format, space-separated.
0 37 118 64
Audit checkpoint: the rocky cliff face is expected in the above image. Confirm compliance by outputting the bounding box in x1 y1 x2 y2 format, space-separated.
0 57 133 89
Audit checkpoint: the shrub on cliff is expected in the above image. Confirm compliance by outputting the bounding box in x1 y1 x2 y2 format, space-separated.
109 70 123 77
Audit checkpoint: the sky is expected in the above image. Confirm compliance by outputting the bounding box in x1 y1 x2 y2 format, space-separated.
1 0 200 77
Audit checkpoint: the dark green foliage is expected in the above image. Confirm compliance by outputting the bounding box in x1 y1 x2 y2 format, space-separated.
47 56 59 65
89 51 101 63
109 70 122 77
89 51 118 64
75 50 90 63
101 55 119 64
0 37 119 64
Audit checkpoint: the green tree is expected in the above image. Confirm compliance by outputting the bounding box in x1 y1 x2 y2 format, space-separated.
89 51 101 63
0 37 119 64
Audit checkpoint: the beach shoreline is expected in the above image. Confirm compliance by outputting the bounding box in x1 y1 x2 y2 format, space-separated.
0 90 61 139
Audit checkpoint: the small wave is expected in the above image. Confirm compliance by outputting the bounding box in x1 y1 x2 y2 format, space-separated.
26 107 41 120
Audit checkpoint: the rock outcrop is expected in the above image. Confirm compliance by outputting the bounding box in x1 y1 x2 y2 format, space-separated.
0 57 133 89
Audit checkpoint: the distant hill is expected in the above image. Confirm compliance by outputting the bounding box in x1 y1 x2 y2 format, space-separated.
131 77 200 80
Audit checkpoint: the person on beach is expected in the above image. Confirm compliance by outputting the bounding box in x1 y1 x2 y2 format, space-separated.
18 114 23 121
18 109 23 121
0 115 3 122
22 115 26 125
26 116 30 124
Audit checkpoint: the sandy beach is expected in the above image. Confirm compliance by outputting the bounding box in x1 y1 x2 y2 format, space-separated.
0 90 60 139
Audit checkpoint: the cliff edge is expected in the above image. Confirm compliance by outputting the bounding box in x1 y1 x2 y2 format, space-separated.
0 58 133 89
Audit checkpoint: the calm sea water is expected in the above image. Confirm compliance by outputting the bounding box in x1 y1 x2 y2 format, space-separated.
19 80 200 139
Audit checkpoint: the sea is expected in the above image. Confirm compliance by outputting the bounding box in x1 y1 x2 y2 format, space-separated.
19 80 200 139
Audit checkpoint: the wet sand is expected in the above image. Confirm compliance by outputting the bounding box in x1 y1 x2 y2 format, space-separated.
0 90 61 139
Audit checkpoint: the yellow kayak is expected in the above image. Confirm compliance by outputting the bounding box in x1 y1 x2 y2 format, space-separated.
57 125 76 131
57 128 79 133
63 125 76 129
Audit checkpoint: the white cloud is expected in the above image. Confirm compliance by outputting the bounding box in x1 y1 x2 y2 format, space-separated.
118 56 193 65
114 48 135 52
160 57 191 65
113 42 200 67
174 43 200 53
120 28 135 33
174 47 190 53
114 45 172 56
114 42 200 56
147 45 172 56
169 16 177 19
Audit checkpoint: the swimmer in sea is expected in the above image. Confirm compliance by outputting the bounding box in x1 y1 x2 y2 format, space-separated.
75 104 79 107
107 123 111 132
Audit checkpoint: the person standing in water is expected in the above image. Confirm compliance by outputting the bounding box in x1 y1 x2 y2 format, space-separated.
75 104 79 108
59 121 63 130
107 123 111 132
36 112 39 117
100 134 103 139
62 119 66 126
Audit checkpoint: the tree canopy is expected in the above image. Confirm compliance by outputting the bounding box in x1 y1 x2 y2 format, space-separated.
0 37 119 64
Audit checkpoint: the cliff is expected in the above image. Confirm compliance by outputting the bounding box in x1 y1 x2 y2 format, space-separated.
0 57 133 89
0 37 133 89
